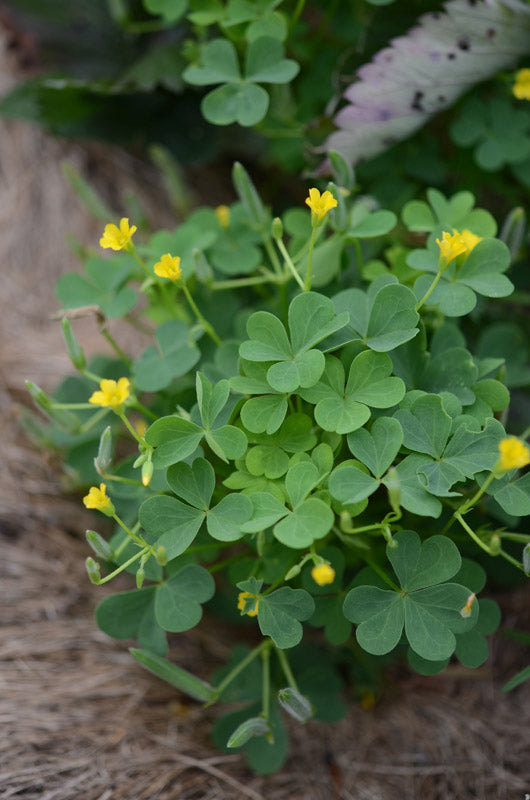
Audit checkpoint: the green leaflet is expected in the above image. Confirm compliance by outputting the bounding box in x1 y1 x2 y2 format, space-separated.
343 531 478 661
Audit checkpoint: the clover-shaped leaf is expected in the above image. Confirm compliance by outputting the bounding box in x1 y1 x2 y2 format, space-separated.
402 188 497 237
347 417 403 479
395 395 504 496
408 238 513 317
241 462 333 549
133 320 201 392
155 564 215 632
300 351 405 434
183 36 298 126
344 531 477 661
231 361 288 434
146 372 247 467
96 586 167 656
56 257 137 318
493 472 530 517
328 278 419 352
140 458 252 552
257 586 315 649
239 292 348 393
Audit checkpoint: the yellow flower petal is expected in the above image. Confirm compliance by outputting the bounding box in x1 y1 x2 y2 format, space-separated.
154 253 182 281
305 187 338 223
454 228 482 252
83 483 115 515
435 230 468 264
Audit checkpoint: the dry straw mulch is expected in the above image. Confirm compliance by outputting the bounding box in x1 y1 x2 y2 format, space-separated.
1 23 529 800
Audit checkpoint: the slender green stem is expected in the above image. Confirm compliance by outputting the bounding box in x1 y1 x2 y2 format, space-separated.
275 236 305 289
415 269 443 311
289 0 306 32
102 472 143 487
81 368 103 383
454 512 492 554
292 225 324 264
261 644 271 721
78 407 109 434
499 548 525 572
362 557 401 592
97 546 149 585
112 513 146 548
275 647 299 692
130 401 157 421
52 402 93 410
214 639 270 697
211 274 277 291
499 532 530 543
130 247 152 280
118 411 146 446
262 232 283 277
343 522 385 535
352 238 364 272
304 227 317 291
181 283 222 345
100 328 132 367
459 470 498 515
113 521 141 557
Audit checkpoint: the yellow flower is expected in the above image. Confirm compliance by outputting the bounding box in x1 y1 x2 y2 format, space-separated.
497 436 530 472
215 205 230 228
153 253 182 281
454 228 482 252
311 563 336 586
305 188 338 224
83 483 115 516
435 230 468 265
237 591 259 617
100 218 137 251
513 68 530 101
89 378 130 410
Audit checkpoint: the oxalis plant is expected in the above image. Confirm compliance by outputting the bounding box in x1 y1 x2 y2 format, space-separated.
28 159 530 773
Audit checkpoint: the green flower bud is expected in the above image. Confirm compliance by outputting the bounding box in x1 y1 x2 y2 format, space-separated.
500 206 526 260
85 557 101 585
155 545 168 566
226 716 271 748
329 149 355 190
271 216 283 240
523 543 530 576
489 533 502 556
284 563 301 581
385 467 401 515
26 381 79 433
141 460 153 487
61 318 86 370
193 248 214 284
232 162 268 229
94 426 112 475
277 688 313 723
86 530 112 560
136 566 145 589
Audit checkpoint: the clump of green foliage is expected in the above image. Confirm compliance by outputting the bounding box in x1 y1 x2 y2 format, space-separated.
28 156 530 773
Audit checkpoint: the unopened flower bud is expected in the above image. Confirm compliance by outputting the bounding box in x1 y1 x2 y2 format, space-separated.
94 426 112 475
85 557 101 585
271 217 283 240
489 533 502 556
136 566 145 589
500 206 526 259
284 563 301 581
385 467 401 515
155 545 168 566
193 248 214 284
277 688 313 723
86 530 112 560
61 318 86 371
141 460 153 487
232 162 268 229
523 543 530 576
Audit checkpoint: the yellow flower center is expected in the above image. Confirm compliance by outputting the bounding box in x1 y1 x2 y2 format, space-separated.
89 377 131 410
497 436 530 472
100 218 137 251
237 591 259 617
83 483 115 516
513 68 530 101
305 188 338 224
215 205 230 228
153 253 182 282
311 563 336 586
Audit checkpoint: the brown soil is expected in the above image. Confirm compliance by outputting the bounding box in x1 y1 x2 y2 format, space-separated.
1 24 529 800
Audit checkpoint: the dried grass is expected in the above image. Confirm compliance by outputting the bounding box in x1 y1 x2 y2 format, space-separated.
1 22 530 800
